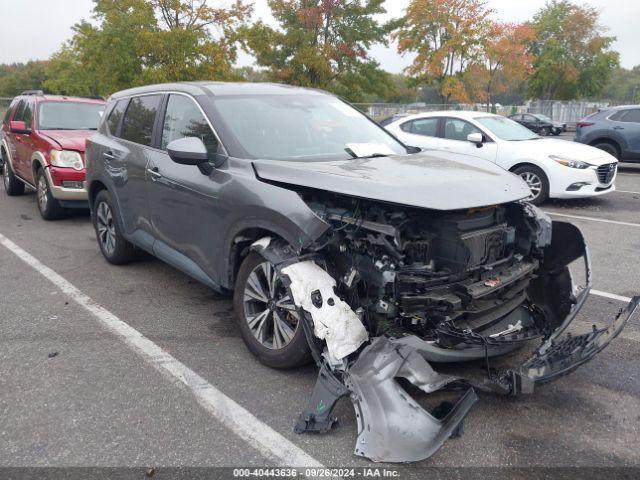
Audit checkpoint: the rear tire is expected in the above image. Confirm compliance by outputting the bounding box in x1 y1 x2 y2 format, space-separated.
92 189 137 265
513 165 549 205
2 156 25 196
233 252 311 369
36 169 67 221
592 142 620 159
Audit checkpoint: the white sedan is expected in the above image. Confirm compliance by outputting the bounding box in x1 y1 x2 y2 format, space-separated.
385 111 618 204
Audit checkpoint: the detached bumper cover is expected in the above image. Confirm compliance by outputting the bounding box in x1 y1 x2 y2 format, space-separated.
345 337 477 463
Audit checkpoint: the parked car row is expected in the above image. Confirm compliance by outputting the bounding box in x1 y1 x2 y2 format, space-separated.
0 82 636 464
384 110 618 204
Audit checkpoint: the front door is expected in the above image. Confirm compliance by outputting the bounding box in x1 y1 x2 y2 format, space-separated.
439 117 498 162
146 93 227 284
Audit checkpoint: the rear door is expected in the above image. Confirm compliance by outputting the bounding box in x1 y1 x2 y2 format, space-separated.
145 93 226 285
107 94 162 245
394 117 442 151
438 117 498 162
616 108 640 158
11 98 36 180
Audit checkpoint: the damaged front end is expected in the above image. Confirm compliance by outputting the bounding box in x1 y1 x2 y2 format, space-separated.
251 195 639 463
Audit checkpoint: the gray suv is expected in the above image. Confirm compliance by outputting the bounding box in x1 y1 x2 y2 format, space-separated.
86 82 637 463
574 105 640 162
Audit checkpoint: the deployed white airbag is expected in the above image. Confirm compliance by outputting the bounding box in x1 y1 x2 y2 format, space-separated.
281 261 368 359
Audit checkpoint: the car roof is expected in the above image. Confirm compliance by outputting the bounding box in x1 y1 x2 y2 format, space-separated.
15 94 105 104
391 110 501 124
606 104 640 111
109 81 328 100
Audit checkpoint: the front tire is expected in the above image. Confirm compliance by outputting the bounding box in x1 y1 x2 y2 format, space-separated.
2 156 25 196
513 165 549 205
233 252 311 369
92 189 137 265
539 126 551 136
36 169 67 221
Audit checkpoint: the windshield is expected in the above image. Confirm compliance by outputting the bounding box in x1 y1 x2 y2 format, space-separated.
38 102 105 130
211 94 407 161
475 116 540 141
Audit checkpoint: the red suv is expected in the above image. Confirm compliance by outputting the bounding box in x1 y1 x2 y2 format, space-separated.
1 91 105 219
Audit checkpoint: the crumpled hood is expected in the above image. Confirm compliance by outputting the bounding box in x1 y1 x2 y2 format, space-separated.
40 130 96 152
253 151 530 210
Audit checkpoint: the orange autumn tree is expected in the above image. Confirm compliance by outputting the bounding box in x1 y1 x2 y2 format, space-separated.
394 0 492 105
466 22 535 109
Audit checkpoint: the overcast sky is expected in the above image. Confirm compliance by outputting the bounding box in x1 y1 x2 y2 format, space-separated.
1 0 638 71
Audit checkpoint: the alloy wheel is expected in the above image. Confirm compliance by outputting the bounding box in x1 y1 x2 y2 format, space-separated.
37 174 48 212
96 201 117 256
242 261 299 350
520 171 543 201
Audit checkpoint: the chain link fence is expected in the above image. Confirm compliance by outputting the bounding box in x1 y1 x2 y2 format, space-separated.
354 103 526 122
355 100 616 130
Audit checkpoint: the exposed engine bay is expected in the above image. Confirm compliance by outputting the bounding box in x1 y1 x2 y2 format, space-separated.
251 191 639 463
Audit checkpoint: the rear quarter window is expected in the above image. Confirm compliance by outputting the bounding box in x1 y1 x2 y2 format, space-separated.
106 99 129 136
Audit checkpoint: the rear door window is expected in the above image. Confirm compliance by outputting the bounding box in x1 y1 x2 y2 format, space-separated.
619 109 640 123
120 95 162 146
400 118 439 137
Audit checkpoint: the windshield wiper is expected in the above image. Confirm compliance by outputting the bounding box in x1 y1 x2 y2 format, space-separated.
345 148 389 159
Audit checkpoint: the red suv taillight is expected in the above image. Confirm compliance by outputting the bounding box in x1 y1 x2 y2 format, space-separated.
576 122 594 127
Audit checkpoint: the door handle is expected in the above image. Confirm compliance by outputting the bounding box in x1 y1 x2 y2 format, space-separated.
103 151 115 160
147 166 162 179
613 126 624 130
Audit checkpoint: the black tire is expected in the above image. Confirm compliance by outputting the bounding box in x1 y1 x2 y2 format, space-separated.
92 189 137 265
2 156 25 196
233 252 311 369
592 142 620 159
36 169 67 221
552 129 561 136
539 126 551 136
513 165 549 205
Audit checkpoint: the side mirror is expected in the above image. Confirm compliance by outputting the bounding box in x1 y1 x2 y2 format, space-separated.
467 132 483 147
10 120 30 134
167 137 227 174
406 145 423 153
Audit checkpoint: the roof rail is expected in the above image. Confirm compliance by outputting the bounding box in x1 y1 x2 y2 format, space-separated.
21 90 44 96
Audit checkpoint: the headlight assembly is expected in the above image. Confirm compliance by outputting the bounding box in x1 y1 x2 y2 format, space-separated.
50 150 84 171
550 155 591 169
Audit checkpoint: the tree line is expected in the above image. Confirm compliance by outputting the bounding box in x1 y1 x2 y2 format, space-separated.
0 0 632 106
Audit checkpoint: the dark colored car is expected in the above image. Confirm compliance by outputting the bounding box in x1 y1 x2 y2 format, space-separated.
85 82 637 463
1 90 105 219
574 105 640 162
509 113 564 136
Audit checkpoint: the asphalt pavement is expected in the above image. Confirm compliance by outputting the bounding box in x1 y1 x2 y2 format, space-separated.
0 159 639 477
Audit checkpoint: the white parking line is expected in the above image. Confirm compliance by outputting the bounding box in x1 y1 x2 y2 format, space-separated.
546 211 640 228
615 189 640 195
0 232 323 468
591 289 633 303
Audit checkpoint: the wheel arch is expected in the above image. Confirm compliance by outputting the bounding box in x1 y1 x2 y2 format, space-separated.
88 179 108 210
588 137 622 157
226 226 293 291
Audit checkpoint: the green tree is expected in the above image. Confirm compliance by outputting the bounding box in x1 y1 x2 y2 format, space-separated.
44 0 250 97
394 0 493 105
242 0 395 102
0 61 48 97
528 0 619 100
